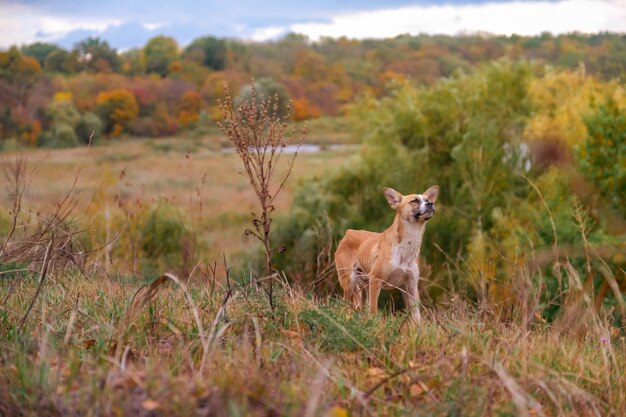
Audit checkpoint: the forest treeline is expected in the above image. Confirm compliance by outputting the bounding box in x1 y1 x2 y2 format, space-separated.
1 32 626 146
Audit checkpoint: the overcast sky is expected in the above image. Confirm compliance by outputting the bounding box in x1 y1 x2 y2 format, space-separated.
1 0 625 50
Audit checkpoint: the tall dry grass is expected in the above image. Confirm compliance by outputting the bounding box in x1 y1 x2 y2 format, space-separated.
0 137 624 416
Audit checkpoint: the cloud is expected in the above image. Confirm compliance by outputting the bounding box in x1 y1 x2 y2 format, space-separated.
0 3 121 48
250 26 288 41
2 0 626 50
255 0 626 41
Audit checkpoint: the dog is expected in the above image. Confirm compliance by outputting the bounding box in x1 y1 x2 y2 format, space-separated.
335 185 439 323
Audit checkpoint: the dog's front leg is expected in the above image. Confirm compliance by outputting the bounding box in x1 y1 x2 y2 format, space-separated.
404 275 421 324
368 270 383 314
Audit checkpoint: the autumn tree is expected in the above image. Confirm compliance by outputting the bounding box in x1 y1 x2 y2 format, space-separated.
183 36 226 70
0 47 41 109
177 90 204 127
21 42 61 66
120 48 145 75
292 96 321 121
96 89 139 136
44 49 81 73
144 36 179 77
74 37 121 72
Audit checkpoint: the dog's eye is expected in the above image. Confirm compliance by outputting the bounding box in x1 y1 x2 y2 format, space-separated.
411 199 419 203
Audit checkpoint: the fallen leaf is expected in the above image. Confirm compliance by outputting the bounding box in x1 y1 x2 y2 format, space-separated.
367 367 385 378
410 383 423 397
141 399 160 411
410 381 429 397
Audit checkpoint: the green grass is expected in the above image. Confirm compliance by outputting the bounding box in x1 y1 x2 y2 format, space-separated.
1 270 624 416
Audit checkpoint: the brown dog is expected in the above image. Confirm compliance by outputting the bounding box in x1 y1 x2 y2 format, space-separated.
335 186 439 322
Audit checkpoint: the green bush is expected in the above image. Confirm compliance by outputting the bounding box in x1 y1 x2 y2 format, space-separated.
46 101 80 127
51 123 79 148
139 202 188 273
76 112 103 144
577 100 626 216
237 77 291 118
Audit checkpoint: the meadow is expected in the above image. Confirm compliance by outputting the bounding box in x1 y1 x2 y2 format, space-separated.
1 125 625 416
0 130 353 264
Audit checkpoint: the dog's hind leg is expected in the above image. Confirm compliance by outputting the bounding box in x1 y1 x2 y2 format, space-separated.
368 269 383 314
335 256 355 304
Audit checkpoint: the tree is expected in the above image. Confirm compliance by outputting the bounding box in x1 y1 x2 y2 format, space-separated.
73 37 121 73
178 90 204 127
96 89 139 136
21 42 62 66
292 97 321 121
44 49 81 73
0 47 41 109
578 100 626 215
120 48 145 75
183 36 226 70
144 36 179 77
237 78 290 118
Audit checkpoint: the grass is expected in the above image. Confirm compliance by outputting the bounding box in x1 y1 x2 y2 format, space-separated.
0 134 355 264
1 271 624 416
1 128 625 416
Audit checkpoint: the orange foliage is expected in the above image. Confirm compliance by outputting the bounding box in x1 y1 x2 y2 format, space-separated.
292 97 321 121
178 90 204 126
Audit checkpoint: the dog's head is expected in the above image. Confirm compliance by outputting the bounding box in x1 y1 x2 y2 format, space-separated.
383 185 439 223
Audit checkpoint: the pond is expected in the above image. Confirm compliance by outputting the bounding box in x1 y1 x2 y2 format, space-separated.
221 144 357 154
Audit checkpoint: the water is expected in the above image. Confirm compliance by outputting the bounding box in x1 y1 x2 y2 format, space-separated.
221 144 356 154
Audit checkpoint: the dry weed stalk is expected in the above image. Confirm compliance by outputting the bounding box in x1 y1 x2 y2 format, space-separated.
218 80 307 312
0 157 96 327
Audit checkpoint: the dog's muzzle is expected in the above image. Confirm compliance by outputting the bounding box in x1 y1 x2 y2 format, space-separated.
415 205 435 220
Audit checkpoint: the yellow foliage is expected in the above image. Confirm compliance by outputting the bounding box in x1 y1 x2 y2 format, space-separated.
525 68 626 147
96 89 139 136
53 91 73 103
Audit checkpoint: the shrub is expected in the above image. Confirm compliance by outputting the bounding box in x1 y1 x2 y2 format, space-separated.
50 123 78 148
577 100 626 216
96 89 139 136
130 117 159 137
237 77 291 118
139 202 188 274
46 101 80 128
75 112 102 144
178 90 204 127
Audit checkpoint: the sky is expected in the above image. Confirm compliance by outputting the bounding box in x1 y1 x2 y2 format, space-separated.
1 0 626 50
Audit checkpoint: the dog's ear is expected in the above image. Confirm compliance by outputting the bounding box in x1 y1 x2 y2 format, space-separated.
383 187 403 209
423 185 439 203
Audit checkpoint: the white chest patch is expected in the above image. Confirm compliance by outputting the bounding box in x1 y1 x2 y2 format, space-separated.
383 239 420 288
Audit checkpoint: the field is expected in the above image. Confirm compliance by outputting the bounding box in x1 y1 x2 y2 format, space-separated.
1 131 625 417
0 131 354 264
1 262 625 416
